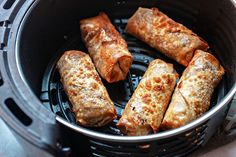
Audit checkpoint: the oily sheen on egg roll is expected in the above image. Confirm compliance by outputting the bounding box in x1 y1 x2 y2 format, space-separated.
116 59 178 136
161 50 224 130
80 12 133 83
57 50 117 127
125 7 209 66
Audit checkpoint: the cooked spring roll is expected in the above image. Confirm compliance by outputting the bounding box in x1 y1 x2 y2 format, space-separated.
161 50 224 130
80 12 133 83
125 7 209 66
57 50 117 127
116 59 178 136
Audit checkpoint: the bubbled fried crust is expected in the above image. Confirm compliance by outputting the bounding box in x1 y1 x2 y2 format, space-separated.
161 50 224 130
117 59 178 136
57 50 117 127
80 12 133 83
125 7 209 66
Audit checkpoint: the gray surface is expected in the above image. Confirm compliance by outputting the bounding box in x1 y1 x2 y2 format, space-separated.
0 118 54 157
199 140 236 157
0 118 26 157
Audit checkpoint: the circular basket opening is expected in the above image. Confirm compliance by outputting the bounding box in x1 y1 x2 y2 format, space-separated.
16 0 235 141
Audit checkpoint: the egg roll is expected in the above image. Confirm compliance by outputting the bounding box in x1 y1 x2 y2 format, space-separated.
57 50 117 127
125 7 209 66
80 12 133 83
161 50 224 130
116 59 178 136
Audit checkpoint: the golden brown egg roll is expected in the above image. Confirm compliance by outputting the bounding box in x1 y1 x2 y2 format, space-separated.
161 50 224 130
116 59 178 136
57 50 117 127
80 12 133 83
125 7 209 66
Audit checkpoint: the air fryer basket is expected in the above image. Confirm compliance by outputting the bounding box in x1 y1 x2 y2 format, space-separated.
0 0 236 157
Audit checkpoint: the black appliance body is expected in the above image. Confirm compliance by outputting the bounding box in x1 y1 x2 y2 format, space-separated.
0 0 236 157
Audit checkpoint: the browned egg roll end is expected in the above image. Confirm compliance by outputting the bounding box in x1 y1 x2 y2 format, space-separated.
57 50 117 127
102 52 133 83
116 115 154 136
125 7 209 66
161 50 224 130
80 12 133 83
193 50 225 79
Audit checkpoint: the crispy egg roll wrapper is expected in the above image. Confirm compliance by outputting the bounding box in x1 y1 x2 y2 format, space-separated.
161 50 224 130
125 7 209 66
117 59 178 136
57 50 117 127
80 12 133 83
